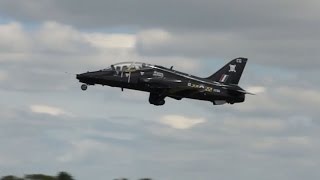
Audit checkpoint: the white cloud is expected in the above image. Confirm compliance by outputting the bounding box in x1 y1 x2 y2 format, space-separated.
159 115 206 129
30 104 72 116
0 21 201 69
0 21 203 93
137 29 171 46
0 22 30 52
0 21 135 64
35 21 136 53
0 1 320 70
34 21 89 53
0 22 31 62
84 33 136 49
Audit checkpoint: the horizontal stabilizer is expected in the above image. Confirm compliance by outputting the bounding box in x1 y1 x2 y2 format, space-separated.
221 84 255 95
226 88 255 95
236 89 255 95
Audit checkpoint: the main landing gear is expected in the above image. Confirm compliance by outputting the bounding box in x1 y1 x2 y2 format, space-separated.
81 84 88 91
149 93 165 106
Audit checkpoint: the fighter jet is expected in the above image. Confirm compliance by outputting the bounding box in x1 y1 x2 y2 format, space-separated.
76 57 253 106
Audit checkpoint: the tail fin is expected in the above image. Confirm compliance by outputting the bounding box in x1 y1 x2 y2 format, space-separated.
207 57 248 85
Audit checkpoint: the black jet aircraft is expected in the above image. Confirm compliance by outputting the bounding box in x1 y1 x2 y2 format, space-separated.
76 57 253 106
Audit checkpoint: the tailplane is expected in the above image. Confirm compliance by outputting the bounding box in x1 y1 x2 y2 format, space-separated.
207 57 248 85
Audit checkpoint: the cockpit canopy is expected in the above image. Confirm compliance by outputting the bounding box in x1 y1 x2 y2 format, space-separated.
109 62 153 72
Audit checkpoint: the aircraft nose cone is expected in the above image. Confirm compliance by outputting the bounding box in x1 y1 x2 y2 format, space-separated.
76 72 97 85
76 72 94 82
76 73 85 80
76 73 83 79
77 72 91 79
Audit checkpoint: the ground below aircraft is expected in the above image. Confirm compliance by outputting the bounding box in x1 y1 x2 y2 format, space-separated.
76 57 253 106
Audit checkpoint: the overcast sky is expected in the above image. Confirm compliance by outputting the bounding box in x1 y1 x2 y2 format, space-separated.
0 1 319 180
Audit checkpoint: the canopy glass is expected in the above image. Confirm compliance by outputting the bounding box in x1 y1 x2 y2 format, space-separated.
110 62 153 72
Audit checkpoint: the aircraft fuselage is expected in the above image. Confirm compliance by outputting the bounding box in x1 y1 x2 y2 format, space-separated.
77 59 249 106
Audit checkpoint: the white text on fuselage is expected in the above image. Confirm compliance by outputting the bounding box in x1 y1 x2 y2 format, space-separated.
187 83 220 93
153 71 164 78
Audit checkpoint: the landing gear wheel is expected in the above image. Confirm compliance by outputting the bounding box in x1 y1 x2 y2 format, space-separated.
81 84 88 91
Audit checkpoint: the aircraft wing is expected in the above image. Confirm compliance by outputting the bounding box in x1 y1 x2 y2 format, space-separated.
140 77 182 88
140 77 207 97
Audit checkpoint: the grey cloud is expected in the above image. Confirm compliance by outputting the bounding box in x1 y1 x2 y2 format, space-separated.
0 0 317 30
0 0 319 69
135 29 320 69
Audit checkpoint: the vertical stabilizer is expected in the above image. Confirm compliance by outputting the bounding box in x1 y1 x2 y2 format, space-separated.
206 58 248 85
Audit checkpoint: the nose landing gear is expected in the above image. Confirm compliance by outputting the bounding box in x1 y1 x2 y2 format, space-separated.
81 84 88 91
